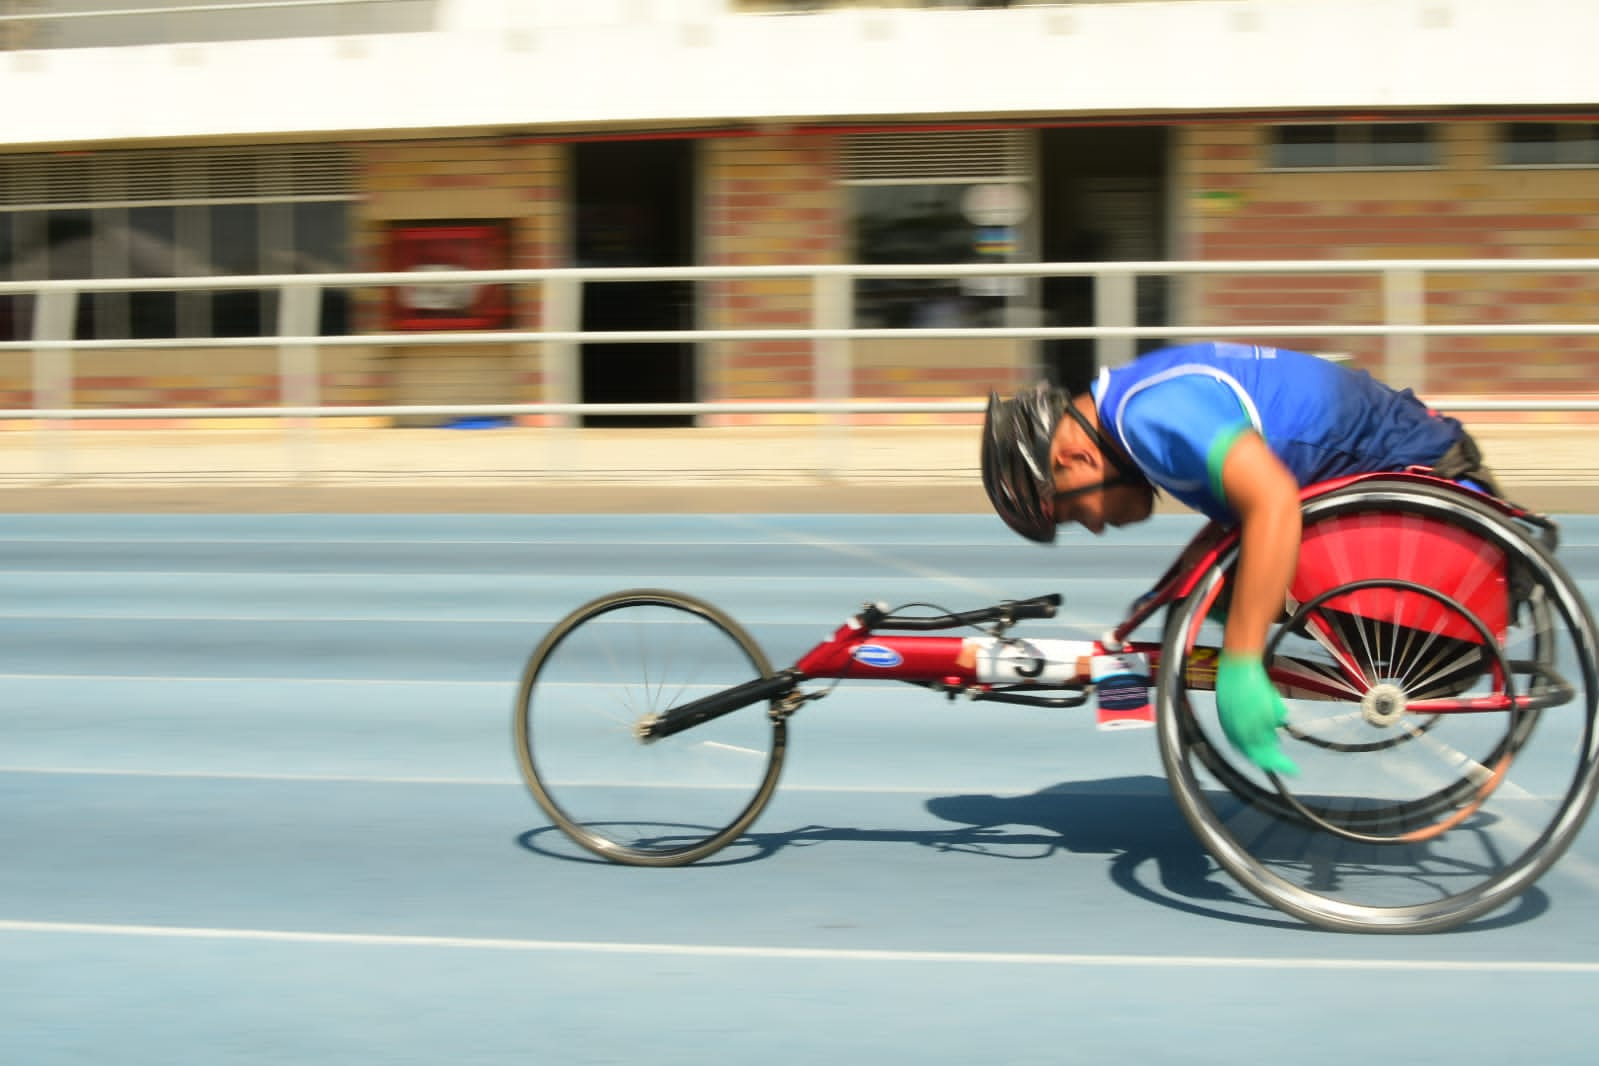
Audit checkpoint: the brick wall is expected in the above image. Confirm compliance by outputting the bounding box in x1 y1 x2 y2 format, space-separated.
73 347 384 418
1183 123 1599 400
701 133 842 423
2 339 386 423
357 137 564 423
13 122 1595 427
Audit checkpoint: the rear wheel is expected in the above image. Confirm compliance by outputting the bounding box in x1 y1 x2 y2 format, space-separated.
1157 480 1599 933
514 589 786 866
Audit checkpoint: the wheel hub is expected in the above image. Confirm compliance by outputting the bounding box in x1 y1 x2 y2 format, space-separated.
1361 681 1408 727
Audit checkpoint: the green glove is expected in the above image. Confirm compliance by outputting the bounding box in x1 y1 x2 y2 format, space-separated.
1215 652 1298 776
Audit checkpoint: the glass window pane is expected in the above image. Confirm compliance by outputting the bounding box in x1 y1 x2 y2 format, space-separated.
293 201 349 273
8 213 48 279
0 214 15 342
294 201 352 334
128 206 178 338
1503 123 1559 165
211 203 260 275
37 210 104 339
88 207 129 340
1559 124 1599 165
1271 125 1338 168
175 205 211 338
212 286 266 337
40 210 95 280
257 202 294 332
212 204 265 336
1369 124 1432 166
3 213 50 340
129 206 177 276
852 183 1012 328
855 185 974 264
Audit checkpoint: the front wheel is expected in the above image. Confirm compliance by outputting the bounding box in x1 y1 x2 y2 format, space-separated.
514 589 787 866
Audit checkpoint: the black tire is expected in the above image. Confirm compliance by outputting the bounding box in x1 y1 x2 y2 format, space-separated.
514 589 786 866
1157 479 1599 933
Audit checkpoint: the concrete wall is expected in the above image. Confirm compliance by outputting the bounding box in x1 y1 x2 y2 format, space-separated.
3 1 1598 149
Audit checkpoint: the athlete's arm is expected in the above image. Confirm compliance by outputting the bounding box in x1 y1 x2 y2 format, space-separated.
1211 429 1302 774
1217 430 1301 655
1116 378 1301 773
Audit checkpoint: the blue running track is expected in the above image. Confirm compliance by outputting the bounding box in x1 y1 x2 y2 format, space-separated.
2 513 1598 1065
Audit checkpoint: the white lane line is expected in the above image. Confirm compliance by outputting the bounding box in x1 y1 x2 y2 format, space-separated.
699 741 768 757
0 537 805 545
0 537 1029 548
0 673 507 685
0 613 607 624
0 570 971 579
0 530 1585 551
0 765 1036 795
1 918 1598 972
0 607 1134 624
0 571 1150 584
0 533 1201 548
0 766 518 786
0 614 557 624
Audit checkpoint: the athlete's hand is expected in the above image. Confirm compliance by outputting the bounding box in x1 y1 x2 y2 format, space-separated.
1215 652 1298 776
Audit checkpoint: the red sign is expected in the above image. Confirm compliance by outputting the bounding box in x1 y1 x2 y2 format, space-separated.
386 221 512 330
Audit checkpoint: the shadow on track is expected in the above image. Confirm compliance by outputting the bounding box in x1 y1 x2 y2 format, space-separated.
515 773 1549 933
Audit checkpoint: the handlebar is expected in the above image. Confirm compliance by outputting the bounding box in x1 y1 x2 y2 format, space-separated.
861 593 1061 632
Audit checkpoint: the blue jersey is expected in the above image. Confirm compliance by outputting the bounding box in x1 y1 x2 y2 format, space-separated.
1091 342 1463 523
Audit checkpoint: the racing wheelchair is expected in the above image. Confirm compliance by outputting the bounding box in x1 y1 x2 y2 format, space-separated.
513 473 1599 934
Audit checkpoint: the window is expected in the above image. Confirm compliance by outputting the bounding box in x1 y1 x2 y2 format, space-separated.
1500 122 1599 166
1267 124 1437 170
842 130 1030 328
0 145 354 342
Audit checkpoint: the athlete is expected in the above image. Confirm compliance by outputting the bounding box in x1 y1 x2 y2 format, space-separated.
981 341 1499 775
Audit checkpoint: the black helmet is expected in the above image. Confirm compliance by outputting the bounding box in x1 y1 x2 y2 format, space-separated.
982 382 1067 543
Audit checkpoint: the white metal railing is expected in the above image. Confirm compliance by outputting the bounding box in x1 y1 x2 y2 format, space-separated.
3 258 1599 479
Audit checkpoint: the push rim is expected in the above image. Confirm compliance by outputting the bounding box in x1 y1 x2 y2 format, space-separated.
1157 480 1599 933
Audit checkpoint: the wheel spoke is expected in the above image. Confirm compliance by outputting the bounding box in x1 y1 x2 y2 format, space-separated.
515 590 786 867
1157 480 1599 932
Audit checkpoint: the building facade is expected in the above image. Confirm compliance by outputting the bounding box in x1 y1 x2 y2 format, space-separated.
1 0 1596 422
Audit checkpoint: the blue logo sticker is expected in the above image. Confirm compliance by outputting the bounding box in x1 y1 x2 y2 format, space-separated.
852 644 903 669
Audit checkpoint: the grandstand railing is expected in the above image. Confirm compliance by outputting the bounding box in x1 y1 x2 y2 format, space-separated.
2 258 1598 481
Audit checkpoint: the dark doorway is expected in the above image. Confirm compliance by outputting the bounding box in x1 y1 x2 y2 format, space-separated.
573 140 696 427
1039 127 1170 393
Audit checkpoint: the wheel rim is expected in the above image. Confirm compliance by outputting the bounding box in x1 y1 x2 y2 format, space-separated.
1260 577 1518 846
516 591 784 865
1158 484 1599 932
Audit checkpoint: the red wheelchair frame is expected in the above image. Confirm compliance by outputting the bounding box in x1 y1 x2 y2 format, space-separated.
649 472 1558 734
516 472 1599 935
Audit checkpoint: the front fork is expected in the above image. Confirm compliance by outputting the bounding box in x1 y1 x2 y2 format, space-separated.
634 669 807 742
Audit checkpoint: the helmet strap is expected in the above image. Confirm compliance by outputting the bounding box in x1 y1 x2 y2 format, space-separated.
1062 398 1147 492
